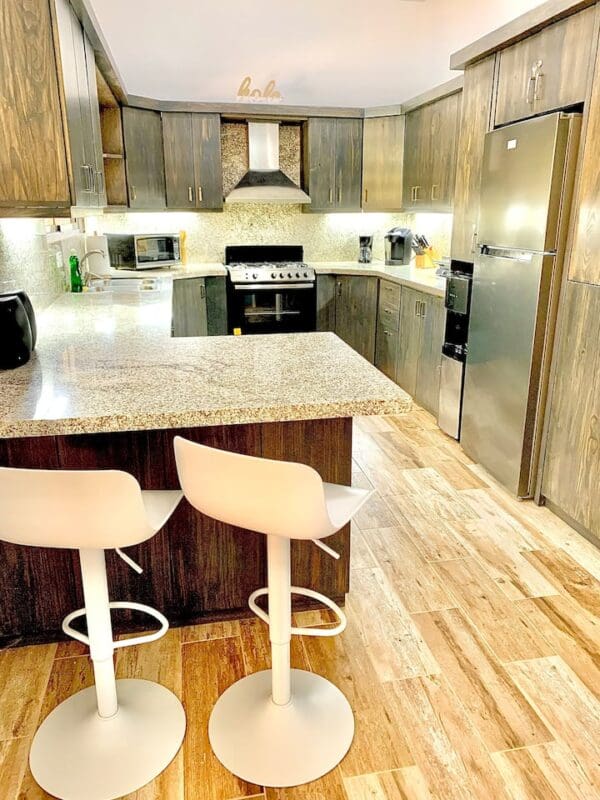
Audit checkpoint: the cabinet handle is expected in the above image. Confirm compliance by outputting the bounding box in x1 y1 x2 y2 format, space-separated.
337 281 342 297
431 184 439 202
200 283 206 299
421 301 426 318
337 187 342 204
383 330 392 337
90 166 97 194
411 186 421 202
526 59 543 104
526 75 535 104
198 185 203 202
414 299 419 317
329 188 333 204
533 72 543 101
82 165 92 192
471 226 477 254
96 170 104 196
188 186 194 203
364 188 368 204
131 185 137 202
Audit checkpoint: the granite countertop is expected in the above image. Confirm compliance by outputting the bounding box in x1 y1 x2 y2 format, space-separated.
0 289 411 439
310 262 447 298
107 261 446 297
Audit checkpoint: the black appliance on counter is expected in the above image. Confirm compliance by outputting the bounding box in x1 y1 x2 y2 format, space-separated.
0 289 37 369
384 227 412 265
437 260 473 439
225 245 316 335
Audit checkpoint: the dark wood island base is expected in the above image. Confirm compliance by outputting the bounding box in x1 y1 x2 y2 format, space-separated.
0 417 352 648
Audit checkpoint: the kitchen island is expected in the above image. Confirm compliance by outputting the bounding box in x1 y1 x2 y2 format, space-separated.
0 289 411 645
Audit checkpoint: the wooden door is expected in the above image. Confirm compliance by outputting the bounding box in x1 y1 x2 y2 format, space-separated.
303 118 336 211
451 56 495 262
402 107 423 209
495 8 595 126
375 322 399 380
123 107 166 209
568 17 600 285
171 277 208 337
542 281 600 537
396 287 422 396
334 276 378 363
429 92 461 211
192 113 223 210
415 295 445 415
163 112 196 208
334 118 363 211
362 115 404 211
316 274 337 332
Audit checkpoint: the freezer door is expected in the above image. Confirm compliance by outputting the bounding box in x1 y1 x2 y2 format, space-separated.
478 114 572 253
461 249 554 496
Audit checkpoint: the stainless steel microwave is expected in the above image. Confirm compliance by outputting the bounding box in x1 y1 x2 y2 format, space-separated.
106 233 182 270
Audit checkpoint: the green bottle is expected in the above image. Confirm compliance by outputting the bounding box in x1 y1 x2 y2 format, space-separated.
69 252 83 293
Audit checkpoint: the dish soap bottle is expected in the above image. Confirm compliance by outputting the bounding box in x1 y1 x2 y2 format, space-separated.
69 251 83 293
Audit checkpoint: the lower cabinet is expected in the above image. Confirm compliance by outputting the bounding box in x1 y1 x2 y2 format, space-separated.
334 276 378 363
415 295 446 415
171 276 228 337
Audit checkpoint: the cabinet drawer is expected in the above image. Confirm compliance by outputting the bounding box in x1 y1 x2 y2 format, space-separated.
495 8 595 126
378 281 401 328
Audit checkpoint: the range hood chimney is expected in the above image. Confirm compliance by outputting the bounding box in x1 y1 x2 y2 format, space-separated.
225 121 311 204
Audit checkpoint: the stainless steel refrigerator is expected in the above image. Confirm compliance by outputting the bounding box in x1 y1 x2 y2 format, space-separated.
461 112 581 498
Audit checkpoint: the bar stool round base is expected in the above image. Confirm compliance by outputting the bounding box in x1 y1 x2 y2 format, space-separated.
209 668 354 787
29 679 186 800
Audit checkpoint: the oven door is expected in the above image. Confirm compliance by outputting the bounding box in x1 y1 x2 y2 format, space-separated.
229 284 316 334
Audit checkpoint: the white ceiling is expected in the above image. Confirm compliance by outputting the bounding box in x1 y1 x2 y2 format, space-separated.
89 0 545 107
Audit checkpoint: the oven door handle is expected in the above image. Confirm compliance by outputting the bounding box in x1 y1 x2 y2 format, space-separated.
233 283 315 291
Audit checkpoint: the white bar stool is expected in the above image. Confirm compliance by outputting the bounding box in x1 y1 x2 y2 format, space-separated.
174 436 371 788
0 466 187 800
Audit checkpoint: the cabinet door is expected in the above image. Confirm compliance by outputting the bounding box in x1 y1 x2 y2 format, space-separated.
396 287 422 396
451 56 495 263
123 107 166 209
362 116 404 211
495 8 595 126
316 274 337 332
375 322 399 380
171 278 208 337
429 92 461 211
192 113 223 210
415 295 445 415
334 276 378 363
335 119 362 211
163 113 196 208
402 107 424 209
0 0 70 208
303 118 336 211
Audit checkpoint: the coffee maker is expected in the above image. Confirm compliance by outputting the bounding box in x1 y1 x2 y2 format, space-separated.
384 227 413 265
358 235 373 264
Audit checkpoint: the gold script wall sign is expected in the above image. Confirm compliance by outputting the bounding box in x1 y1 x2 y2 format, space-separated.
237 76 283 103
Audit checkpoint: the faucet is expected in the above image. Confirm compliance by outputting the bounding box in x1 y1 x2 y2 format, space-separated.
80 250 107 285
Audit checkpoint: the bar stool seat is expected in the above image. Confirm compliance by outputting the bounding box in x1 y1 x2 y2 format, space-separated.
174 437 372 788
0 467 187 800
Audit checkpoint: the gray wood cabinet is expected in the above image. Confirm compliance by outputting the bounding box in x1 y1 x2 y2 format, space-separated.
303 118 362 212
362 116 404 211
171 277 208 337
375 280 401 380
334 276 378 363
403 91 461 212
55 0 105 208
316 274 337 331
495 7 595 127
123 107 166 209
451 56 495 263
395 287 445 415
162 112 222 210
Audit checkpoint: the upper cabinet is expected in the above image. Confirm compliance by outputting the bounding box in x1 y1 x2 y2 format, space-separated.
0 0 71 211
495 7 596 127
451 56 495 263
362 115 404 211
55 0 105 209
302 118 362 212
122 107 166 209
162 113 222 210
403 91 462 212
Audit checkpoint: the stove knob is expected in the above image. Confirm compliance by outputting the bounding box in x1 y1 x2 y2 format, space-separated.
271 272 277 279
296 272 301 278
279 272 284 278
303 272 309 278
288 272 293 278
252 272 258 279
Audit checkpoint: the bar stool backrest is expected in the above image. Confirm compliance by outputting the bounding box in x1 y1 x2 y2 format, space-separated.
174 437 335 540
0 467 155 549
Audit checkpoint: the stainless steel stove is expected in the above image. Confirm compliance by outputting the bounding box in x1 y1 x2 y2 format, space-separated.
225 246 316 334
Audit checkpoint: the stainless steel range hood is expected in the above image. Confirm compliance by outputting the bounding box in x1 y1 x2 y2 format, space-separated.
225 121 311 204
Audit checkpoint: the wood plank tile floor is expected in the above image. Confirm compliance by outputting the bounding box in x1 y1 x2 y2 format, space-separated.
2 408 600 799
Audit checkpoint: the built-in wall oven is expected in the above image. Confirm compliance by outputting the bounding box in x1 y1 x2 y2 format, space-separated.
438 260 473 439
225 245 316 335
